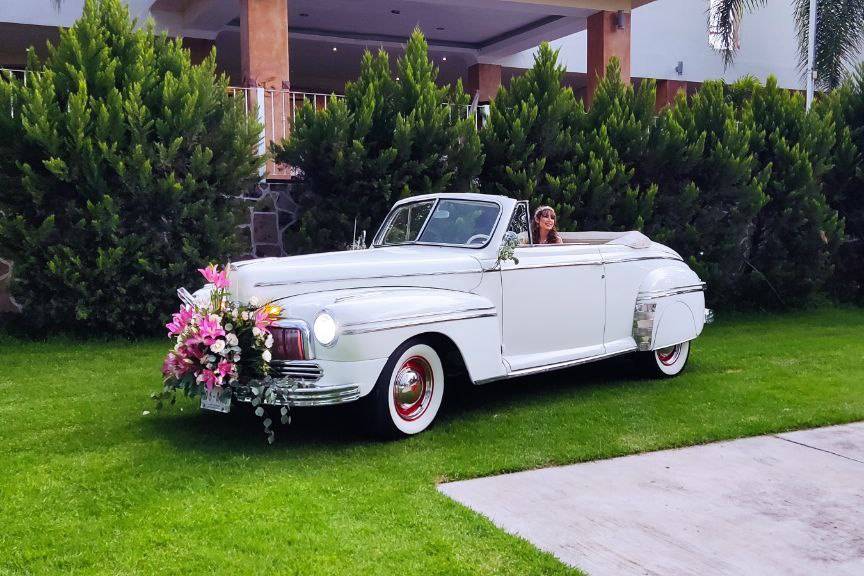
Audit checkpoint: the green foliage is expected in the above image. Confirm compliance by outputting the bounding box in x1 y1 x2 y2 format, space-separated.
481 43 581 211
736 76 842 307
0 0 262 336
275 28 482 254
481 48 653 231
814 65 864 302
646 82 768 308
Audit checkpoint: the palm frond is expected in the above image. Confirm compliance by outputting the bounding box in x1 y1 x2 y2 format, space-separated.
795 0 864 90
709 0 768 66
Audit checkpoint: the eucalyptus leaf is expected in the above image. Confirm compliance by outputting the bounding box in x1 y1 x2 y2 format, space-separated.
254 407 264 417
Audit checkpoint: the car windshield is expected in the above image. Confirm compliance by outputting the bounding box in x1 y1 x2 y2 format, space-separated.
377 199 500 247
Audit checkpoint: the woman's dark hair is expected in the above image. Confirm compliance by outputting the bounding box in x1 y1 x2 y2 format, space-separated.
532 205 561 244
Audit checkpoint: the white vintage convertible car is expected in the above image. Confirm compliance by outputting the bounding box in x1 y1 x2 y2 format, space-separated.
203 193 711 437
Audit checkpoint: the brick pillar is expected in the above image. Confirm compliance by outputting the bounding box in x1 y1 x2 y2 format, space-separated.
586 10 631 107
239 0 290 88
465 63 502 103
655 79 688 111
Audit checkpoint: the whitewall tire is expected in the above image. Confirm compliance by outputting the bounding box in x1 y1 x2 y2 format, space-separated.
370 339 445 438
639 341 690 377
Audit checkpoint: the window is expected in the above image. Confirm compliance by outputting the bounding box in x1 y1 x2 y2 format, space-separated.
506 201 531 244
380 200 434 245
376 199 501 247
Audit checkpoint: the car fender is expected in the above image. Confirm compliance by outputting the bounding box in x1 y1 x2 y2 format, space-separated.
633 266 706 351
279 287 503 383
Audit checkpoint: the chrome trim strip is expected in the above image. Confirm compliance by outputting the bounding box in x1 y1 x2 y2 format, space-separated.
233 382 361 407
500 254 683 272
342 310 497 335
603 255 683 264
475 347 638 384
636 283 706 301
254 268 481 288
273 319 315 360
501 259 604 270
270 360 323 381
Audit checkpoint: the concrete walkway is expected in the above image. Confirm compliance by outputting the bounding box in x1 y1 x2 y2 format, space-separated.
439 423 864 576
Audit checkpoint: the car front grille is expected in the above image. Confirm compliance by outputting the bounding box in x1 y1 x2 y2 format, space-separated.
270 360 323 382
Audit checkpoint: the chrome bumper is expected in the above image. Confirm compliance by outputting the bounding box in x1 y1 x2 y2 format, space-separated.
233 380 361 407
705 309 715 324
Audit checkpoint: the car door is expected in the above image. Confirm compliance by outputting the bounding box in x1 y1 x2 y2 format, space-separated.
498 204 606 373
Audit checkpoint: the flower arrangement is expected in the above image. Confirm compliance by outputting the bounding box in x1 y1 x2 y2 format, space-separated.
153 264 288 441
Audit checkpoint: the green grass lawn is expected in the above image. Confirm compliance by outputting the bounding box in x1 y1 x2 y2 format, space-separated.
2 308 863 575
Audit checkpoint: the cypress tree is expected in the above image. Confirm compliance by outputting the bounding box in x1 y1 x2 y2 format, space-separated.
579 58 655 231
0 0 262 335
737 76 842 307
480 42 581 213
276 28 482 253
647 82 768 307
815 67 864 302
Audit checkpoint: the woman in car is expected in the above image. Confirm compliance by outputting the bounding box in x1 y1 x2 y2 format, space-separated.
532 205 563 244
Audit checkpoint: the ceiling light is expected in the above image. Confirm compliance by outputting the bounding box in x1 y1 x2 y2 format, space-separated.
332 46 338 52
442 56 447 61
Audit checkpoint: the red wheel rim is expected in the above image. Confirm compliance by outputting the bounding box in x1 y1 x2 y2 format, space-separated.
392 356 434 422
656 345 681 366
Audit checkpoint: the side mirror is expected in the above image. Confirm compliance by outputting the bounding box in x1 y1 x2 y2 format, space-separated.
497 231 520 266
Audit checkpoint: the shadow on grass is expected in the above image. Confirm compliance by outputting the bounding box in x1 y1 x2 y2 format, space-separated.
143 353 649 453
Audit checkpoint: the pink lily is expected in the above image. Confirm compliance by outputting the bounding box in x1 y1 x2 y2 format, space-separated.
197 369 220 390
253 307 274 332
162 352 190 378
198 264 230 289
165 305 196 337
197 314 226 346
216 359 234 379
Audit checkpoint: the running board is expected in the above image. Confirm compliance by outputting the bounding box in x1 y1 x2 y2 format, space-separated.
474 347 638 385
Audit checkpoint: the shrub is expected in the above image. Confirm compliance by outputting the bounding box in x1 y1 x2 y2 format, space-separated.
735 77 842 307
275 28 482 254
815 67 864 302
0 0 263 336
647 82 768 308
481 49 653 231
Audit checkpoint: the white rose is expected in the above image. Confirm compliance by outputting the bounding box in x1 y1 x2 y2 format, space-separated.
210 340 226 354
241 311 250 320
226 333 239 346
224 323 233 332
252 327 262 337
262 350 272 362
248 296 260 307
265 334 274 348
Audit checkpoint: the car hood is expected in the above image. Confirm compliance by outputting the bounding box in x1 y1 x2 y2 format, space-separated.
228 246 485 303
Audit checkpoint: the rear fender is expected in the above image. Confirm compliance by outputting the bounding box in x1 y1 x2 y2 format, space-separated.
633 267 706 351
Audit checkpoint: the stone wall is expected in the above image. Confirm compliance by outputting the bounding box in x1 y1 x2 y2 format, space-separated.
0 257 20 313
236 180 302 259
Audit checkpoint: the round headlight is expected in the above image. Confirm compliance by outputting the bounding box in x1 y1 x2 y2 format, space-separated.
313 312 338 346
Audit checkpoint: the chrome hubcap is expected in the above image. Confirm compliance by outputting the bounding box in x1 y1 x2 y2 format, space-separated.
393 356 434 421
656 345 681 366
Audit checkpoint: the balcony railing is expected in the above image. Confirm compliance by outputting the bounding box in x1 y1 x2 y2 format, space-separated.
228 87 489 179
228 87 345 178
